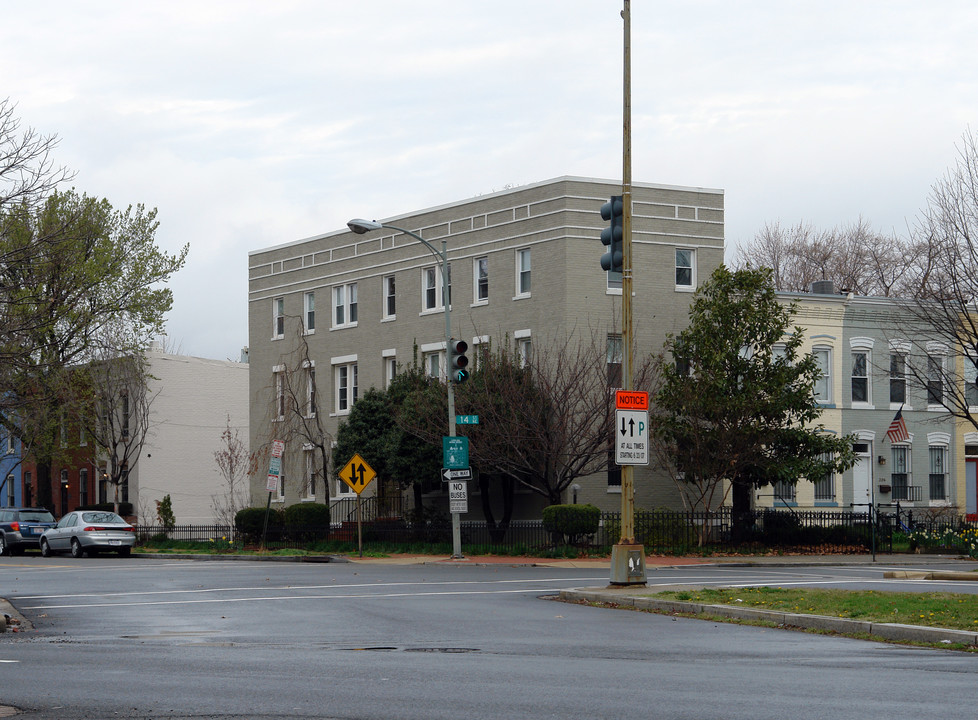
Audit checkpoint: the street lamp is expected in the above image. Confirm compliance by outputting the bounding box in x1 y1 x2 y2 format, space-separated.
347 218 463 559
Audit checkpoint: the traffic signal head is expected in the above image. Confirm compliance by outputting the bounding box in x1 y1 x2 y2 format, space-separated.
449 338 469 383
600 195 624 273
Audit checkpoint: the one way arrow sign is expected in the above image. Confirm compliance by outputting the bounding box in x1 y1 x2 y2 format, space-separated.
614 409 649 466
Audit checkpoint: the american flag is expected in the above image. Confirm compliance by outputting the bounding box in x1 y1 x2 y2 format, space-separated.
886 406 910 443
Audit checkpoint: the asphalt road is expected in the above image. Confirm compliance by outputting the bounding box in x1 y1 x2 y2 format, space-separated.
1 555 977 719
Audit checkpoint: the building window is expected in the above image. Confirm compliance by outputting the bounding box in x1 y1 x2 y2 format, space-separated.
303 449 316 500
333 283 358 328
274 369 285 421
385 356 397 388
517 334 532 368
607 334 623 388
474 256 489 303
929 445 947 501
23 471 32 507
813 471 835 502
383 275 396 319
516 248 531 296
966 358 978 408
773 480 796 503
304 292 315 333
4 432 13 454
927 355 944 406
813 453 835 502
79 468 88 507
851 351 869 405
306 365 316 418
275 473 285 502
891 445 911 500
813 348 831 403
422 265 450 311
335 363 358 413
425 351 442 379
5 475 13 506
890 353 907 405
676 248 694 288
273 297 285 339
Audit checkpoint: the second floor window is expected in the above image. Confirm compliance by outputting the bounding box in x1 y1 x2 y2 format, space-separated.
890 353 906 405
516 249 531 296
474 257 489 303
967 358 978 407
851 351 869 404
335 363 358 412
383 275 396 318
927 355 944 406
333 283 358 328
304 292 315 332
676 248 694 288
273 297 285 338
422 265 451 311
813 348 830 403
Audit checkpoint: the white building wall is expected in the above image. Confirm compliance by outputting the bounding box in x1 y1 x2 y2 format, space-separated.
131 350 249 524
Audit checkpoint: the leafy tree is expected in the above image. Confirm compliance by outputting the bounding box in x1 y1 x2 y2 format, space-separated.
654 266 855 538
332 363 442 519
0 189 186 510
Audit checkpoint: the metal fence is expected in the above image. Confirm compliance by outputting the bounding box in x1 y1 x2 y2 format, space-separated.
134 506 927 554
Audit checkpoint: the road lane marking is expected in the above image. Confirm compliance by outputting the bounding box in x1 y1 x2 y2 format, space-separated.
15 576 607 601
22 587 574 610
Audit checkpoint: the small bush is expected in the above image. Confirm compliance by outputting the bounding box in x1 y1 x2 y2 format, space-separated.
542 504 600 546
283 503 330 541
235 506 284 543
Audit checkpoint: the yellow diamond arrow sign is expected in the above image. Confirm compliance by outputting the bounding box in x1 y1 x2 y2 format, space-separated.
338 453 377 495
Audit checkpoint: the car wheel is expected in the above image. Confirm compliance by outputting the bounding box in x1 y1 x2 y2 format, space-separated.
70 538 85 559
40 539 51 558
118 547 131 557
0 534 7 556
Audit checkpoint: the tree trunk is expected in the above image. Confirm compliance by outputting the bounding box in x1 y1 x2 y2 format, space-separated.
730 480 755 543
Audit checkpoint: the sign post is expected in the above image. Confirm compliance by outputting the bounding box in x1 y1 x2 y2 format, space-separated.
338 454 377 557
261 440 286 551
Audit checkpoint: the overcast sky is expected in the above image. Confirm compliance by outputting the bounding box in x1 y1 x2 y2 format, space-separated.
3 1 976 361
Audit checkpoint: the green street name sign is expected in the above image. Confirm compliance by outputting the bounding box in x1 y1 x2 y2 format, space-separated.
456 415 479 425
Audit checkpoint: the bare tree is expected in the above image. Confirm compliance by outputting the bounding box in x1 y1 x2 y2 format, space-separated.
256 316 331 502
212 414 250 527
0 98 74 213
72 342 157 515
735 218 923 297
897 129 978 432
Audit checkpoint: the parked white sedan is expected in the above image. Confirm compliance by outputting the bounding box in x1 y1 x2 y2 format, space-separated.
40 511 136 558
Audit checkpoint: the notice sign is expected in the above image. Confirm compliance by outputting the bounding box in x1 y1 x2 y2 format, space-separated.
615 409 649 466
449 481 468 514
615 390 649 411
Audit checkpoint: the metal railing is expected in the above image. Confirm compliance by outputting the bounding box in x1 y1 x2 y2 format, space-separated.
134 507 906 554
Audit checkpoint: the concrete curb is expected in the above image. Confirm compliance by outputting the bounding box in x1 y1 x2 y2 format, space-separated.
132 552 349 563
558 588 978 647
883 570 978 581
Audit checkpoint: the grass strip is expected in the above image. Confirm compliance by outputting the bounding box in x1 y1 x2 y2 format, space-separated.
656 586 978 631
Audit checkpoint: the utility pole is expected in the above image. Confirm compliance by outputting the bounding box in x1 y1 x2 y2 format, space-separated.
609 0 647 585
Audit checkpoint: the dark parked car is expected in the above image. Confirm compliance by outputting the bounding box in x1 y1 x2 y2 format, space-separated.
40 510 135 557
0 508 58 555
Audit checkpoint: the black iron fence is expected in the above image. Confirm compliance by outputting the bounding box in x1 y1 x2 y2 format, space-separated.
134 506 929 554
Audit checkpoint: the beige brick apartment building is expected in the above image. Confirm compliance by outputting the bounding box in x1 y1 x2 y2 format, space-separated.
247 176 725 518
